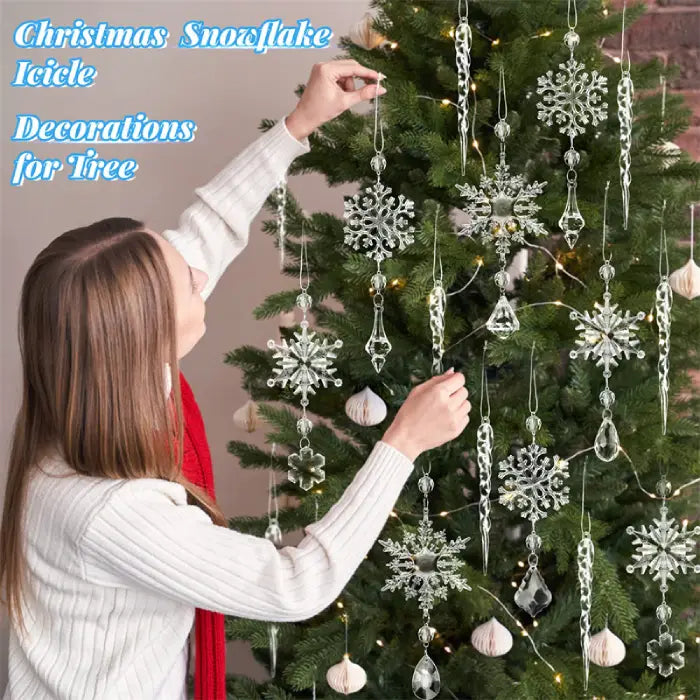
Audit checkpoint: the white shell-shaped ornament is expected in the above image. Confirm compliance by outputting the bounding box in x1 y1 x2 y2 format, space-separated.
326 654 367 695
470 617 513 657
233 400 261 432
348 12 386 50
344 387 387 426
669 259 700 300
589 627 626 667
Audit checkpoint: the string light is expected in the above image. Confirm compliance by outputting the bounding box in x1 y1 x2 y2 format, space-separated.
472 139 479 148
475 256 484 266
554 300 563 306
517 560 526 568
682 518 689 527
539 30 553 37
603 7 609 16
511 581 518 588
521 630 529 637
441 98 451 106
413 6 420 13
491 38 500 46
554 673 563 684
336 601 344 609
390 510 398 517
647 313 654 322
470 82 477 92
389 41 399 50
677 695 686 700
532 620 539 628
376 639 384 647
613 56 621 64
555 261 564 270
439 510 449 517
448 27 455 38
444 645 452 653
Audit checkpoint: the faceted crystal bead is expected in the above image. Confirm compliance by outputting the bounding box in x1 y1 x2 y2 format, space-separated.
564 30 580 51
514 567 552 617
264 520 283 547
412 653 440 700
494 119 511 141
564 147 580 168
656 479 672 498
371 272 387 292
493 270 511 290
599 261 615 283
487 294 520 339
594 417 620 462
599 388 616 409
418 475 435 494
656 603 672 624
296 291 312 311
371 154 387 174
297 417 313 436
418 624 435 645
525 414 542 436
525 532 542 553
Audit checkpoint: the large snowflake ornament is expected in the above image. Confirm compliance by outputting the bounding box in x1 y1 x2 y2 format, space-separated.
569 290 646 378
498 444 570 523
626 505 700 592
343 181 415 263
267 320 343 405
378 516 470 617
536 57 608 139
456 162 547 262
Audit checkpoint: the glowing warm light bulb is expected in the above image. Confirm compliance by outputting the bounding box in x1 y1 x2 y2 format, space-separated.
376 639 385 647
511 581 517 588
444 645 452 653
337 601 344 609
554 300 563 306
491 38 500 46
647 313 654 322
448 28 455 38
540 30 552 37
391 511 398 518
441 98 451 106
555 261 564 270
390 41 399 49
554 673 563 684
470 82 477 91
613 56 621 64
440 511 449 517
472 139 479 148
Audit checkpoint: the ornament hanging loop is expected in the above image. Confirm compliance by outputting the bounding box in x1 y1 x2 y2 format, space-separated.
567 0 578 31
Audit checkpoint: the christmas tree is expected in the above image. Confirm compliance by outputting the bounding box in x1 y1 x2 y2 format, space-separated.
223 1 699 698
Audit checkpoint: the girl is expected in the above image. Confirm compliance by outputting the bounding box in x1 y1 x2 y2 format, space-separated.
0 60 471 700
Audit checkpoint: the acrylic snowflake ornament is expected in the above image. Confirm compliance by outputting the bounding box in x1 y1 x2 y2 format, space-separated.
456 162 547 264
267 319 343 405
287 445 326 492
498 445 570 523
647 633 685 678
536 57 608 139
378 516 471 617
343 181 415 263
626 504 700 592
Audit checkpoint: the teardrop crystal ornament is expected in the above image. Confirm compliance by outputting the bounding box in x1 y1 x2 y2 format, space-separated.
559 181 585 248
365 306 392 373
486 295 520 339
514 567 552 617
411 653 440 700
594 417 620 462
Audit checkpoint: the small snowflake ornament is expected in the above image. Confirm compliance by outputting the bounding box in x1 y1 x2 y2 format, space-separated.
343 75 415 373
267 232 343 490
535 1 608 247
626 479 700 677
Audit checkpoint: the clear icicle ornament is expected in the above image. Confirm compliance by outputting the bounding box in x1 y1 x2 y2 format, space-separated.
568 183 645 461
498 346 569 617
429 208 446 375
455 0 472 176
577 465 594 693
267 228 343 489
264 447 282 678
617 2 633 230
273 177 288 269
626 478 700 677
343 74 415 372
536 0 608 247
378 462 470 699
656 204 673 434
477 343 493 573
457 68 546 339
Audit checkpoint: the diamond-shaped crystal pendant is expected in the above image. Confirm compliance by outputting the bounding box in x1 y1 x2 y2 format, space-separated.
366 306 392 373
559 180 585 248
647 632 685 677
514 567 552 617
412 652 440 700
594 416 620 462
287 446 325 491
486 294 520 339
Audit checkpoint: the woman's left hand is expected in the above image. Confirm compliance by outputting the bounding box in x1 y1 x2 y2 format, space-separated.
285 59 386 141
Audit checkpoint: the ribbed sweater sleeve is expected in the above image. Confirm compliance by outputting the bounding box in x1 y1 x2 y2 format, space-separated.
161 114 310 301
78 441 413 622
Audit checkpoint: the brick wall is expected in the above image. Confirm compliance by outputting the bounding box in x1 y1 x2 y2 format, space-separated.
608 0 700 160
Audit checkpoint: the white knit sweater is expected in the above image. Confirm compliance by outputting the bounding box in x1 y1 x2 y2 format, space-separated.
3 116 415 700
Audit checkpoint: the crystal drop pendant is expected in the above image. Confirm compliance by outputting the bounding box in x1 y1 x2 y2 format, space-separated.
268 623 279 678
514 567 552 617
594 417 620 462
559 180 585 248
486 294 520 339
365 306 392 373
412 653 440 700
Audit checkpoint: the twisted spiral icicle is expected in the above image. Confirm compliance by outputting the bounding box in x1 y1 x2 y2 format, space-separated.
617 70 633 230
477 418 494 573
577 533 595 691
429 283 446 375
455 18 472 176
655 277 673 434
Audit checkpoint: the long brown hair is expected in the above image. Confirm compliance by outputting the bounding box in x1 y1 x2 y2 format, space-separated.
0 217 227 637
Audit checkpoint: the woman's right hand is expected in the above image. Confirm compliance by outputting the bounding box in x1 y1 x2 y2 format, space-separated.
381 368 471 462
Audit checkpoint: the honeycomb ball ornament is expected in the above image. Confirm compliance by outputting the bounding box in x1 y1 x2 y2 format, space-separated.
326 654 367 695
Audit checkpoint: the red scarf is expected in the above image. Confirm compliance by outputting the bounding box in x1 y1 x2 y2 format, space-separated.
179 372 227 700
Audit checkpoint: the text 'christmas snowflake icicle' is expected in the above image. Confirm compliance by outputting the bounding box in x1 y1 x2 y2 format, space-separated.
379 462 470 699
343 74 415 373
457 67 547 339
498 345 569 617
626 477 700 677
267 227 343 490
568 182 645 462
536 0 608 247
